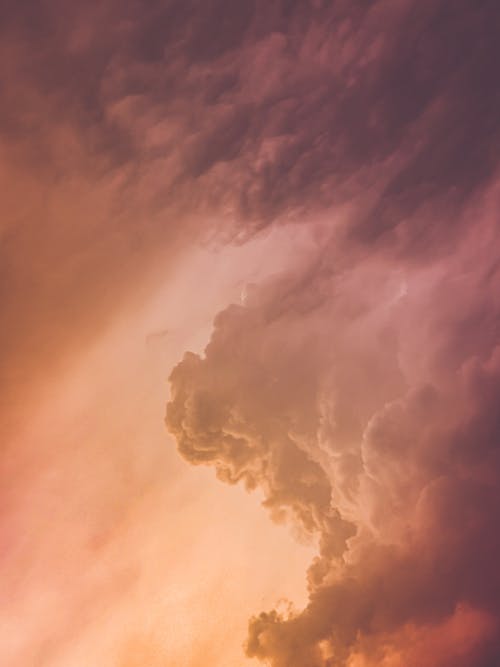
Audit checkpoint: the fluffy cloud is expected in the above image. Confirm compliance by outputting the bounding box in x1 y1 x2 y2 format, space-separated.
167 178 500 665
3 0 500 663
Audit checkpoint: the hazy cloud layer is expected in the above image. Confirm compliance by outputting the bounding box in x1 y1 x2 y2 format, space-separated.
2 0 500 664
3 0 498 408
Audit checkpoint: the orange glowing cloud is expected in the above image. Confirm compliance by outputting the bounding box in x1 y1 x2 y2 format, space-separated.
2 1 500 666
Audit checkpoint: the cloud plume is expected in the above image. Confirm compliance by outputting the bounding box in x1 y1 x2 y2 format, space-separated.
2 0 500 664
165 1 500 658
167 177 500 664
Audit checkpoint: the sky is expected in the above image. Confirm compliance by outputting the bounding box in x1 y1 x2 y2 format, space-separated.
1 1 500 666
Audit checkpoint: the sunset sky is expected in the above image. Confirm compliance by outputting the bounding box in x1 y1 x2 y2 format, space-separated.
1 2 500 666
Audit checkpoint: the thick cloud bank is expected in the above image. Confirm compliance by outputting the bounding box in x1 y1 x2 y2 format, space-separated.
167 185 500 665
2 0 498 399
166 1 500 664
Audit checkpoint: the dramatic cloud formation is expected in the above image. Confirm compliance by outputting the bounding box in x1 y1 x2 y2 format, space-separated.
2 0 499 665
168 184 500 666
4 0 498 404
164 2 500 665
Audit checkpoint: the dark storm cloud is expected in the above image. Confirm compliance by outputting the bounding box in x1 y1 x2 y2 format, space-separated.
3 0 498 227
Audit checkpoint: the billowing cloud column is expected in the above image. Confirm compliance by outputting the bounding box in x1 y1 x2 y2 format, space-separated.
167 184 500 666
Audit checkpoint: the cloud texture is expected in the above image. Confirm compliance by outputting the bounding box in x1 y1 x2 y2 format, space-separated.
3 0 498 399
164 1 500 665
167 187 500 666
2 0 500 664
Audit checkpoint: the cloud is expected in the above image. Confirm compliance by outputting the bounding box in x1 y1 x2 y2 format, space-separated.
2 0 500 664
167 176 500 666
3 0 498 412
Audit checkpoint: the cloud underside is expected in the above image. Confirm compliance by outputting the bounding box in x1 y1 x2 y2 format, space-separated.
2 0 498 395
2 0 500 664
162 2 500 664
167 194 500 663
